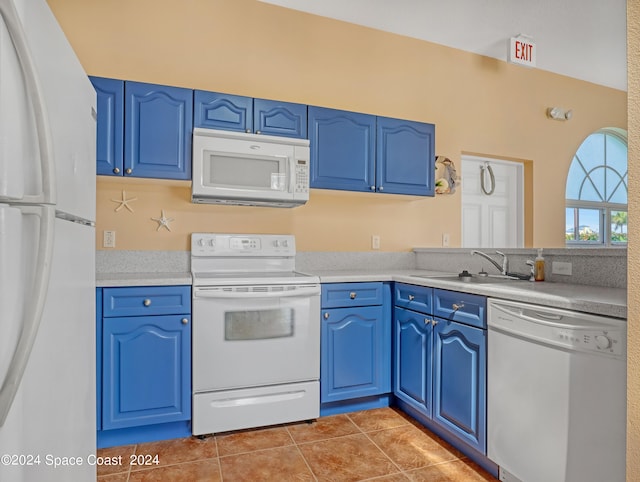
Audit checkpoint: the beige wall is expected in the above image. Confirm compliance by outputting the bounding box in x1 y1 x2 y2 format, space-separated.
47 0 626 252
628 0 639 478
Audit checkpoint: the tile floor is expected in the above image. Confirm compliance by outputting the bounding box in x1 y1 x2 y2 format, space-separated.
96 407 496 481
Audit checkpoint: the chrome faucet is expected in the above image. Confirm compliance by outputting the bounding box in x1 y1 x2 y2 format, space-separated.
470 250 508 275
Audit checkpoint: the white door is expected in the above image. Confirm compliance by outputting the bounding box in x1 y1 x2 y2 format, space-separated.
461 155 524 248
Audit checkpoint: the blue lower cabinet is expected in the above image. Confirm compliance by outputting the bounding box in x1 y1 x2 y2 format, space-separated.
393 285 487 457
102 314 191 430
394 307 432 417
433 318 486 453
321 305 391 403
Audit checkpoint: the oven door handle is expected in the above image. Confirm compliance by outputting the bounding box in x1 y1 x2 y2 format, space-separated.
193 286 320 299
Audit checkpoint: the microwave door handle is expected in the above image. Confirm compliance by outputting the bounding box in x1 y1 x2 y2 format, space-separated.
194 287 320 299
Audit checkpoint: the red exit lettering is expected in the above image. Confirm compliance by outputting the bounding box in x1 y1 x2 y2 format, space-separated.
515 40 534 62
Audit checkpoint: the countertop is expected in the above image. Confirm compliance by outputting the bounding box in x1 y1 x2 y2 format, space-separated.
96 268 626 319
310 269 627 319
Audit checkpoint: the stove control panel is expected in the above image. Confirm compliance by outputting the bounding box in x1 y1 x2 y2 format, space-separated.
191 233 296 257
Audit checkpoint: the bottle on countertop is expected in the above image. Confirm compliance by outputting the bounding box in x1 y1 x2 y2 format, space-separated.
534 248 545 282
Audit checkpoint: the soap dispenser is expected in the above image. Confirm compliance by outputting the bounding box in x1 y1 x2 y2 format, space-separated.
534 248 545 282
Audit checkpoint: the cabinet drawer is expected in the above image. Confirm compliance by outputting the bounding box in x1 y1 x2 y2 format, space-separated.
103 286 191 317
433 289 486 329
394 283 432 314
321 282 383 308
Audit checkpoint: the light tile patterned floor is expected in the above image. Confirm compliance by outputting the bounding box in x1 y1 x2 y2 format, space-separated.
96 407 496 481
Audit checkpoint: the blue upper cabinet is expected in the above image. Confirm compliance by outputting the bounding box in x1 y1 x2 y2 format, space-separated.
194 91 252 132
125 81 193 180
377 117 435 196
194 91 307 138
309 106 376 192
254 99 307 138
90 77 124 176
309 107 435 196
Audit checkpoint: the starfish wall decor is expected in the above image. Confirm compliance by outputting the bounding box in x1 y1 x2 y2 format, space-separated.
151 209 174 232
111 190 138 213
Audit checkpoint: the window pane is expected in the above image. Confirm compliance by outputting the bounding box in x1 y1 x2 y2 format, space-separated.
565 208 576 241
606 169 627 203
579 181 603 202
576 133 604 172
605 134 627 176
577 208 601 242
610 210 628 244
566 159 585 200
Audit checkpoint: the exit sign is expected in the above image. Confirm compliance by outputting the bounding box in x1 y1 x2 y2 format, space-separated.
509 36 536 67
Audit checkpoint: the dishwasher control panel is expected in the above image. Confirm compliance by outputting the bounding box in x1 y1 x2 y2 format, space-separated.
555 328 624 356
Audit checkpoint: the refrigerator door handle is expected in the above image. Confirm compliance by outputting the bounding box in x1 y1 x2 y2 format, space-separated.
0 0 55 204
0 206 55 426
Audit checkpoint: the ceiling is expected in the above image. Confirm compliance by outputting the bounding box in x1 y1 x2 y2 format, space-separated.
258 0 627 91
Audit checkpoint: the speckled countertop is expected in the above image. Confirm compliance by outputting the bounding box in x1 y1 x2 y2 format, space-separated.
96 266 626 319
308 269 627 319
96 272 192 287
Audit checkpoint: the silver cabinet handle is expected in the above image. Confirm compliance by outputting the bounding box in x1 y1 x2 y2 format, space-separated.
432 319 438 326
113 167 120 174
245 129 251 133
181 318 189 325
349 292 357 300
378 186 384 191
324 312 330 319
256 130 262 134
424 318 432 325
125 168 132 175
408 295 415 301
143 299 151 307
370 186 376 191
452 303 464 311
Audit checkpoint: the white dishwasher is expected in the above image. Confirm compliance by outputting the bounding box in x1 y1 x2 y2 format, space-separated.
487 299 626 482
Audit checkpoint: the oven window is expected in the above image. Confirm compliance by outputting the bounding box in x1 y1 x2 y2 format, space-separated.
224 309 294 340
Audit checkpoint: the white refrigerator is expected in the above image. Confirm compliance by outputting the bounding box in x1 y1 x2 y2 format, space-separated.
0 0 97 480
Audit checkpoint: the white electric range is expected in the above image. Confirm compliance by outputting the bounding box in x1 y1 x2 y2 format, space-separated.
190 233 320 436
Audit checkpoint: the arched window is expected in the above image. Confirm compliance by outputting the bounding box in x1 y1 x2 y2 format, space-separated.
565 128 627 246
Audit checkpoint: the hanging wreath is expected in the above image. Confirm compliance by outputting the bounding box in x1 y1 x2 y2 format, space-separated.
434 156 458 194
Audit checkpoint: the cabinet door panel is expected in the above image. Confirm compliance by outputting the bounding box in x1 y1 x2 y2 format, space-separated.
433 319 486 453
125 81 193 180
321 305 390 403
254 99 307 138
377 117 435 196
194 90 252 132
309 106 375 192
102 315 191 430
90 76 124 176
394 307 432 417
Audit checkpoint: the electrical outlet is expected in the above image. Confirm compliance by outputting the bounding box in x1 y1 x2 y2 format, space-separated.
371 235 380 250
103 230 116 248
552 261 572 276
442 233 450 247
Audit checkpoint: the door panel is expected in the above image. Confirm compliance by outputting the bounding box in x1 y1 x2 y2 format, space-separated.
461 156 524 248
309 106 375 192
103 315 190 429
433 319 486 453
321 305 389 402
394 307 432 416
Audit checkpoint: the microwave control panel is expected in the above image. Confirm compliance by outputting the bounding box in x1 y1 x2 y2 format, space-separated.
295 159 309 193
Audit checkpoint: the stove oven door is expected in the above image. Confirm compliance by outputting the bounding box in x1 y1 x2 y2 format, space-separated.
192 284 321 393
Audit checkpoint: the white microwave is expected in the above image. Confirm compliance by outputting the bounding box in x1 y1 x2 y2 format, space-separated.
191 128 310 208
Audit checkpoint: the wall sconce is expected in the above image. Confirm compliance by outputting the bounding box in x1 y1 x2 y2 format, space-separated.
547 107 573 121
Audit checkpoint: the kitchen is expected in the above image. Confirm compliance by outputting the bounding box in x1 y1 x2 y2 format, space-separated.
0 0 637 481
